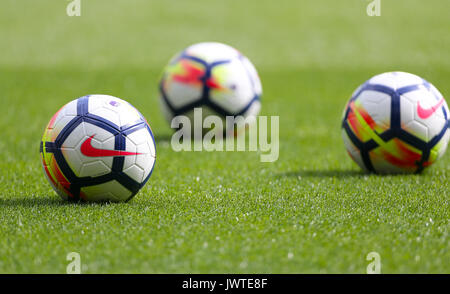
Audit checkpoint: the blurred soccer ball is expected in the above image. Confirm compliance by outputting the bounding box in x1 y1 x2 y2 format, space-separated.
342 72 449 173
40 95 156 202
159 42 262 135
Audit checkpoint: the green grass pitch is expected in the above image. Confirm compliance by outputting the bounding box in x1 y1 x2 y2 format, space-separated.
0 0 449 273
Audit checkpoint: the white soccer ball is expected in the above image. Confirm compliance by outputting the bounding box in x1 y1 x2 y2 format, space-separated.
40 95 156 202
159 42 262 135
342 71 449 173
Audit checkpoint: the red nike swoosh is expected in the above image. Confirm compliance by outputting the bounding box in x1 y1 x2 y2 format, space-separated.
417 99 444 119
80 135 142 157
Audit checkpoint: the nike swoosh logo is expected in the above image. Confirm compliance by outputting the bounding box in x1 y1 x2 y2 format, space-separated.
80 135 142 157
417 99 444 119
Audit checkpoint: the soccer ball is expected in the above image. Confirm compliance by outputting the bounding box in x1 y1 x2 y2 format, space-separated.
342 72 449 174
159 42 262 135
40 95 156 202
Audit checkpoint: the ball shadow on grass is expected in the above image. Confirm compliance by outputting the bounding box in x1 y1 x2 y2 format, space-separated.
0 197 70 207
277 169 423 179
0 197 121 207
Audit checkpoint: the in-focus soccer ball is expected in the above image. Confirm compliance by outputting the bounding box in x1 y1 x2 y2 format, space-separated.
40 95 156 202
159 42 262 135
342 72 449 174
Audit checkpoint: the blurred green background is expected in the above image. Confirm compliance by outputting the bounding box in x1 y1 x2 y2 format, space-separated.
0 0 448 273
